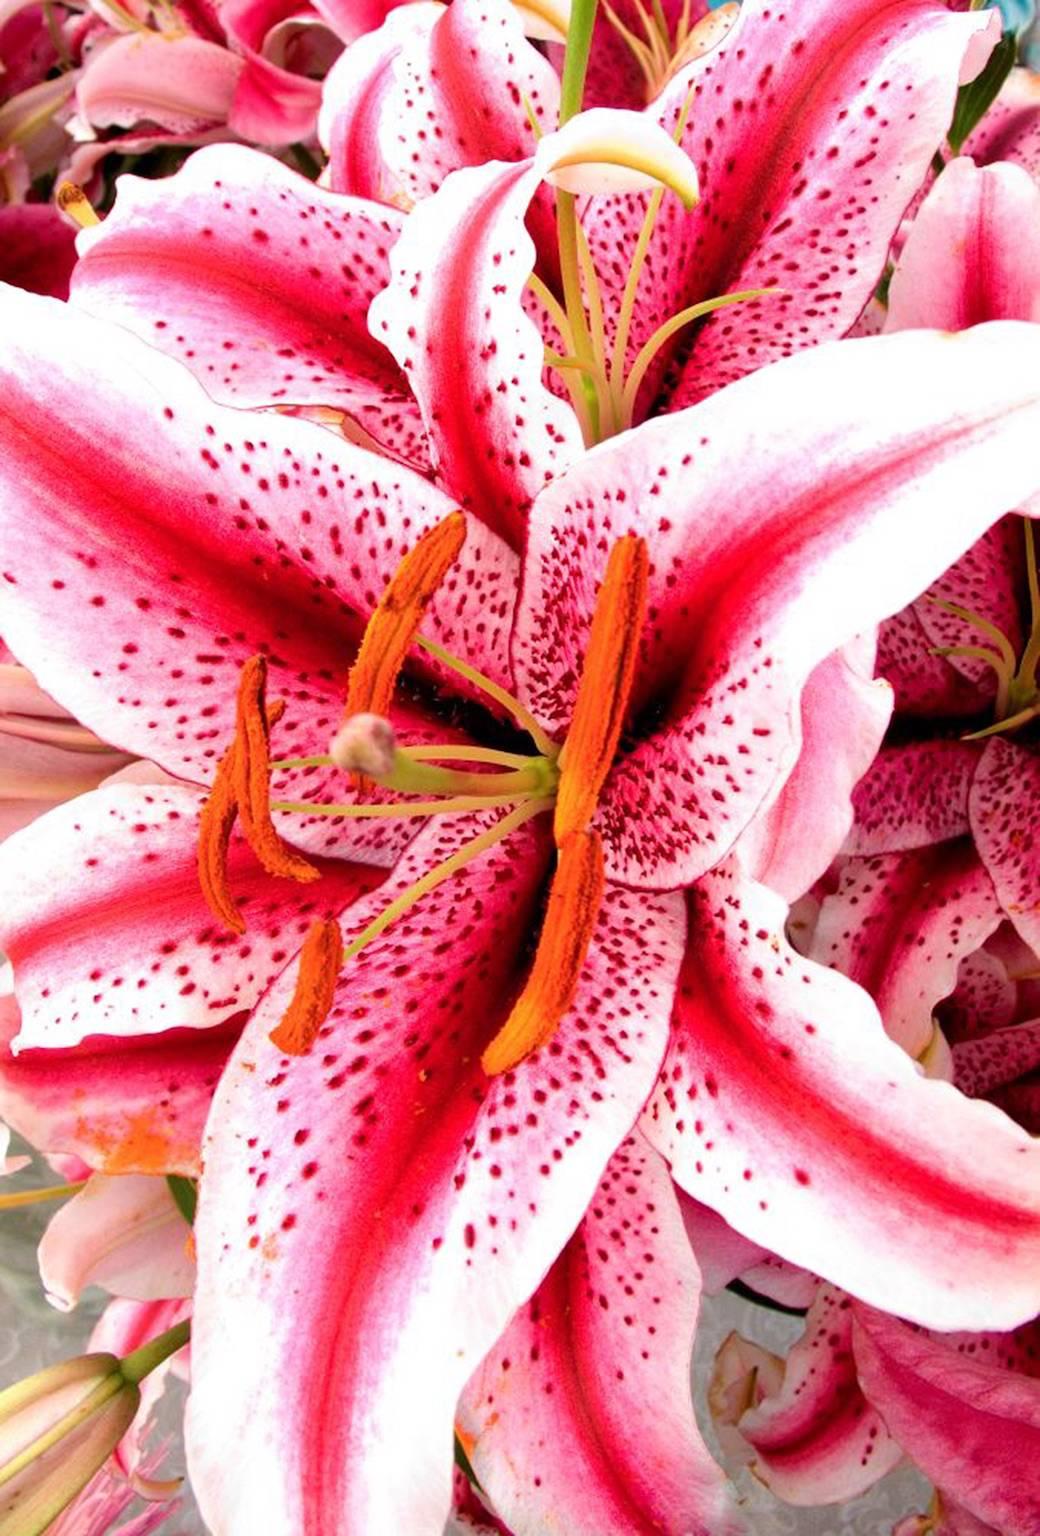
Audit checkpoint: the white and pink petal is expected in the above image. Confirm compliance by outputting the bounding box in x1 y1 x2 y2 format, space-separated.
188 811 685 1534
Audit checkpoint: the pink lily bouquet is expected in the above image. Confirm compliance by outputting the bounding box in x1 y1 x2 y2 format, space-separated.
2 0 1040 1528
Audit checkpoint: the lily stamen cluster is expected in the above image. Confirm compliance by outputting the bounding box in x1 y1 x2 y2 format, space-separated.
197 514 650 1075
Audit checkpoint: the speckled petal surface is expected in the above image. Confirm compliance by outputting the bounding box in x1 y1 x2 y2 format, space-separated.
514 325 1040 890
847 740 980 854
381 0 557 204
734 1285 902 1504
368 157 582 547
970 738 1040 953
640 863 1040 1330
965 65 1040 182
188 812 684 1535
0 784 383 1048
71 145 427 463
458 1133 741 1536
810 842 1003 1057
0 288 519 847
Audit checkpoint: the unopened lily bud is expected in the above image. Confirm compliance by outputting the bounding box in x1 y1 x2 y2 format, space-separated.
330 713 397 778
0 1318 189 1536
0 1352 139 1536
537 107 700 208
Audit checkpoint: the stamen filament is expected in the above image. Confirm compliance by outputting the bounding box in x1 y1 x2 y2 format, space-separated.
0 1180 87 1211
271 793 544 818
341 798 553 967
621 287 780 426
363 747 554 798
406 745 538 768
964 699 1040 740
925 597 1018 675
609 86 695 404
415 636 560 757
481 829 605 1075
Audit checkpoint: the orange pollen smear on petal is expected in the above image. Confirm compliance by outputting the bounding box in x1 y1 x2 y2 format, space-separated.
481 830 606 1076
553 533 649 844
344 511 467 722
231 656 320 886
269 918 344 1055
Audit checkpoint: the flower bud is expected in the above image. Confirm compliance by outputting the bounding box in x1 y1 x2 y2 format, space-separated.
0 1353 139 1536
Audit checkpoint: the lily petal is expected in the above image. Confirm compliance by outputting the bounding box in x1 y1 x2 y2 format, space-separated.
0 991 236 1175
0 288 518 826
75 31 242 133
0 784 382 1049
0 205 77 299
71 144 426 463
887 157 1040 330
641 863 1040 1330
347 0 557 205
736 641 892 902
730 1285 902 1504
853 1305 1040 1536
368 155 583 546
847 740 980 855
38 1173 195 1311
187 811 684 1534
970 737 1040 954
514 325 1040 889
583 0 1001 410
458 1133 741 1536
810 842 1003 1057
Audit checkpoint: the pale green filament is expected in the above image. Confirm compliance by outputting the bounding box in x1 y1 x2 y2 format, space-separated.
415 635 560 757
271 793 545 818
340 797 553 967
930 518 1040 739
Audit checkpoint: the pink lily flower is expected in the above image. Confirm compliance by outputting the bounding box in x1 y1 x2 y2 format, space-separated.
68 0 1002 515
318 0 999 417
37 1172 196 1312
2 262 1040 1530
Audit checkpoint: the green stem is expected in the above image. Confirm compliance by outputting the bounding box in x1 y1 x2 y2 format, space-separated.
558 0 601 124
120 1319 191 1386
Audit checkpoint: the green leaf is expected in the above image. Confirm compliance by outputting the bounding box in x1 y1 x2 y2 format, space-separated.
948 30 1017 154
166 1175 198 1227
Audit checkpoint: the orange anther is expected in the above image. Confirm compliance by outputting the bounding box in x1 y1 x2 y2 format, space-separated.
197 741 245 934
269 918 343 1055
481 830 605 1076
553 535 648 845
344 511 467 723
232 657 320 886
